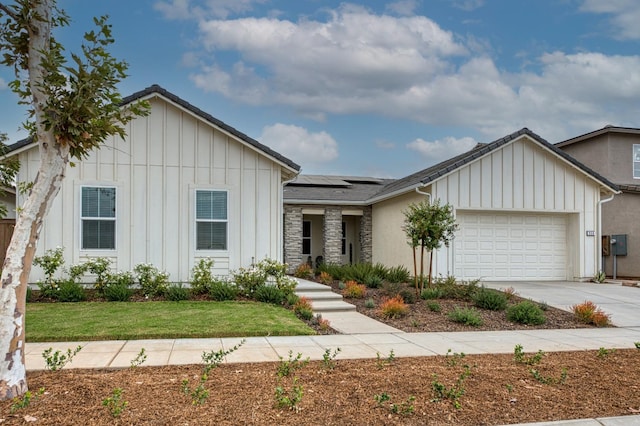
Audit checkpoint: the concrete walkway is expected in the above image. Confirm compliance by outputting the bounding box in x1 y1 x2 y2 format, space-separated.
24 278 640 425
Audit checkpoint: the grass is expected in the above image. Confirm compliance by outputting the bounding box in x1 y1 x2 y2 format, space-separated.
26 301 316 342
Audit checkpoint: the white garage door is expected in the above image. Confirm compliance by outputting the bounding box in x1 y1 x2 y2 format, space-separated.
454 212 568 281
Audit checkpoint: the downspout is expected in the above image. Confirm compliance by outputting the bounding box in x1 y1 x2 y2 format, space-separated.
415 184 431 202
597 191 615 275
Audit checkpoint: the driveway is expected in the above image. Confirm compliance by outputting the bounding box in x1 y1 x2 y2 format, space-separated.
482 281 640 328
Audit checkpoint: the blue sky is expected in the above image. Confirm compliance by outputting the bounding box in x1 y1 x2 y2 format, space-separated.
2 0 640 177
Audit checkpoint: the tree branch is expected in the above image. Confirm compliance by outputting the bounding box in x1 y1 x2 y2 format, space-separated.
0 3 18 22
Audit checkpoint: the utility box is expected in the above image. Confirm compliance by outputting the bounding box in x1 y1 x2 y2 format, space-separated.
611 234 628 256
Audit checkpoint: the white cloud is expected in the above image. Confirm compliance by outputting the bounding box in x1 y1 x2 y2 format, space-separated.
407 136 477 165
452 0 485 12
580 0 640 39
0 77 6 90
259 124 338 169
154 0 266 20
385 0 418 16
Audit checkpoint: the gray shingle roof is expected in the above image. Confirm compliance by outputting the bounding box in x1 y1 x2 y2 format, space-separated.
555 125 640 148
284 175 394 204
6 84 301 172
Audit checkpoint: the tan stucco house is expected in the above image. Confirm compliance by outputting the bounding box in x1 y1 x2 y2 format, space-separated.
284 128 619 281
8 85 300 282
556 126 640 278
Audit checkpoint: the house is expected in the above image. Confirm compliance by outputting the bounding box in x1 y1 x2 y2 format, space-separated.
7 85 300 282
556 126 640 278
284 128 619 281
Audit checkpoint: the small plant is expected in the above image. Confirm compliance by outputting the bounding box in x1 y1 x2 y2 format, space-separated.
315 314 332 333
293 296 314 320
318 271 333 285
635 342 640 350
571 300 611 327
513 344 544 365
529 367 568 385
445 349 466 367
506 300 546 325
130 348 147 368
165 283 190 301
190 258 216 294
208 279 238 301
103 281 133 302
597 347 615 359
33 247 65 287
321 347 341 370
385 265 410 284
254 285 286 305
502 286 518 300
364 297 376 309
275 377 304 411
84 257 112 292
134 263 170 297
343 280 366 299
426 301 441 312
421 287 445 300
473 286 507 311
55 278 87 302
376 349 396 369
277 351 310 378
391 395 416 415
293 263 314 279
380 295 409 318
363 273 384 289
592 270 606 283
10 388 44 413
102 388 127 418
398 288 416 304
42 345 82 371
374 392 390 406
232 266 267 297
538 301 550 311
431 365 472 409
337 281 346 290
448 306 483 326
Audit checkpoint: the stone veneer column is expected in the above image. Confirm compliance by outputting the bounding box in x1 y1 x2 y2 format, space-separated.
284 205 303 273
323 207 343 264
359 206 372 263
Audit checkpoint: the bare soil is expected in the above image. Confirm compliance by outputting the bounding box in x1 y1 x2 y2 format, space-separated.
4 282 635 425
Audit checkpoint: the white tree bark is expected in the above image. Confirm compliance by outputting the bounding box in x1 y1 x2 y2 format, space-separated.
0 0 72 400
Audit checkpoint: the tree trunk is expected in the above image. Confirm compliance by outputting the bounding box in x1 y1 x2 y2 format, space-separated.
0 0 71 400
419 244 425 293
412 247 418 296
428 251 434 289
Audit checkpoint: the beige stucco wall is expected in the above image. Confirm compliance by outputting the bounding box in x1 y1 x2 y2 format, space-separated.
602 193 640 278
17 96 287 282
372 135 605 281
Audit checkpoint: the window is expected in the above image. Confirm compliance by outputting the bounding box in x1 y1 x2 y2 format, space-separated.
341 222 347 255
81 186 116 250
302 220 311 255
196 190 228 250
634 144 640 179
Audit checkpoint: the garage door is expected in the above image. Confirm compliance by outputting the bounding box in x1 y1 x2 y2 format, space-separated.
454 212 568 281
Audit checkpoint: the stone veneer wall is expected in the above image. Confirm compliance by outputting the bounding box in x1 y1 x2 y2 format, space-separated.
359 206 372 263
323 207 343 264
283 205 303 273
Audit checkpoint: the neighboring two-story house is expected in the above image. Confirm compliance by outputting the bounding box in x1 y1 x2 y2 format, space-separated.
556 126 640 278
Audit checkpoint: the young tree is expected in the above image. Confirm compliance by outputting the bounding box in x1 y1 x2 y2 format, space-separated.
402 198 457 294
0 0 148 399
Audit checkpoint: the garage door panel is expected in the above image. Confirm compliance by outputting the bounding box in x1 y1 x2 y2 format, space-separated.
455 212 568 281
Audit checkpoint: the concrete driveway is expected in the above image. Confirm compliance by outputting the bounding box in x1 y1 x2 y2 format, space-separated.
482 281 640 328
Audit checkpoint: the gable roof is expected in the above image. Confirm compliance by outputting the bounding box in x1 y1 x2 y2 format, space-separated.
5 84 301 173
555 125 640 148
284 175 394 204
285 128 620 206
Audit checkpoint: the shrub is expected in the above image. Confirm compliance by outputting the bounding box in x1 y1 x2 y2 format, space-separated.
507 301 546 325
255 285 286 305
448 306 483 326
473 286 508 311
103 283 133 302
343 280 366 299
33 247 65 286
426 301 441 312
84 257 112 292
190 258 215 294
106 271 135 288
316 263 344 281
318 271 333 285
165 284 190 301
293 297 314 320
293 263 314 279
256 258 288 278
421 287 445 300
134 263 170 297
364 297 376 309
55 279 86 302
208 279 238 301
571 301 610 327
399 289 416 304
285 292 300 307
380 295 409 318
363 273 384 289
275 275 298 295
233 266 267 297
386 265 410 284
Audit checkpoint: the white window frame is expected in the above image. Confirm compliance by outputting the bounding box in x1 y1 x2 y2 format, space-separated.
80 185 117 251
634 144 640 179
195 189 228 251
302 220 311 255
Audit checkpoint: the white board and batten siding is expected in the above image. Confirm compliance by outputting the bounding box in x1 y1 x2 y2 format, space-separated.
18 97 287 283
430 135 600 281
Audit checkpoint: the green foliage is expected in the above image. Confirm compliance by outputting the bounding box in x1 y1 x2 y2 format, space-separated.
190 258 216 294
593 270 606 283
83 257 112 292
507 301 546 325
10 387 44 413
255 285 286 305
275 377 304 412
635 342 640 350
398 288 416 304
513 344 544 365
232 266 267 297
431 365 472 409
364 297 376 309
165 283 190 301
448 306 483 326
529 368 568 385
208 279 239 301
473 286 508 311
277 351 310 378
321 347 341 370
376 349 396 369
385 265 411 284
0 136 19 219
421 287 445 300
426 301 441 312
597 347 615 359
363 273 384 289
55 278 86 302
130 348 147 368
102 388 127 418
374 392 390 406
445 349 466 367
275 350 308 412
33 247 65 286
42 345 82 371
374 393 415 415
103 282 133 302
134 263 170 297
316 263 344 281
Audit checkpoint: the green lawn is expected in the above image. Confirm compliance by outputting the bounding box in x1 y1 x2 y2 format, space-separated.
26 301 316 342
